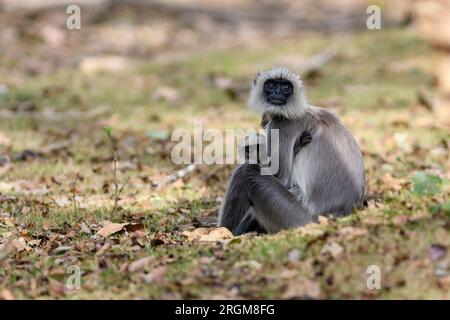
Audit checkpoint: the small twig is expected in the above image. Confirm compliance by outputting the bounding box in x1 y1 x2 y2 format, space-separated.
152 164 196 189
69 172 80 215
111 163 130 214
103 127 129 216
8 139 72 163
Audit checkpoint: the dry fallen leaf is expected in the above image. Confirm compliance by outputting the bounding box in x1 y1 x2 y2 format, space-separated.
0 289 15 300
339 226 368 241
296 223 325 237
282 277 321 299
96 222 129 237
124 223 145 233
141 266 166 285
128 256 156 272
10 238 31 252
318 215 329 226
1 217 15 228
52 246 73 255
132 230 148 247
95 242 112 256
438 275 450 289
182 227 233 242
392 215 409 226
54 197 71 208
171 179 185 188
79 222 92 235
280 269 298 279
48 279 66 298
233 260 262 270
321 242 344 258
0 241 16 262
361 215 384 227
381 174 405 191
79 55 130 75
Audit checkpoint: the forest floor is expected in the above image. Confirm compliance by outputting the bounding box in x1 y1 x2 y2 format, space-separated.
0 27 449 299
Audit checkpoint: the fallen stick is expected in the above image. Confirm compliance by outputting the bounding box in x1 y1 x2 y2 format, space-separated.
152 164 196 188
297 48 340 77
1 140 73 163
0 106 109 121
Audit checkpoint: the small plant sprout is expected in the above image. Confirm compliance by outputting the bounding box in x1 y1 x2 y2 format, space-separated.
103 126 130 216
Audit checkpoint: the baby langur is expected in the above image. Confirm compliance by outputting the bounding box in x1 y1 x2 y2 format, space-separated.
218 68 365 235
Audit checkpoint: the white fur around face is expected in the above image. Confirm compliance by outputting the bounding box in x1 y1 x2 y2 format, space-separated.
248 67 309 120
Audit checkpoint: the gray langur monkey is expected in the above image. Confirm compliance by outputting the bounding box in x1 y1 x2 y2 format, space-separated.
218 67 365 235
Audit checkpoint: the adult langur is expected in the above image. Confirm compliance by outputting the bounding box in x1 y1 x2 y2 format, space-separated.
218 68 365 235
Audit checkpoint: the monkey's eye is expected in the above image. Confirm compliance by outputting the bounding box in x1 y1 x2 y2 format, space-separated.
282 84 291 92
266 82 275 89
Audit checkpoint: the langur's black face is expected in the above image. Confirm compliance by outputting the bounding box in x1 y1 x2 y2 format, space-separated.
263 79 293 106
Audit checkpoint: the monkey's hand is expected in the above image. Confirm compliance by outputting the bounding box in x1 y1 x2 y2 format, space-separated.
294 130 312 155
238 133 268 165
